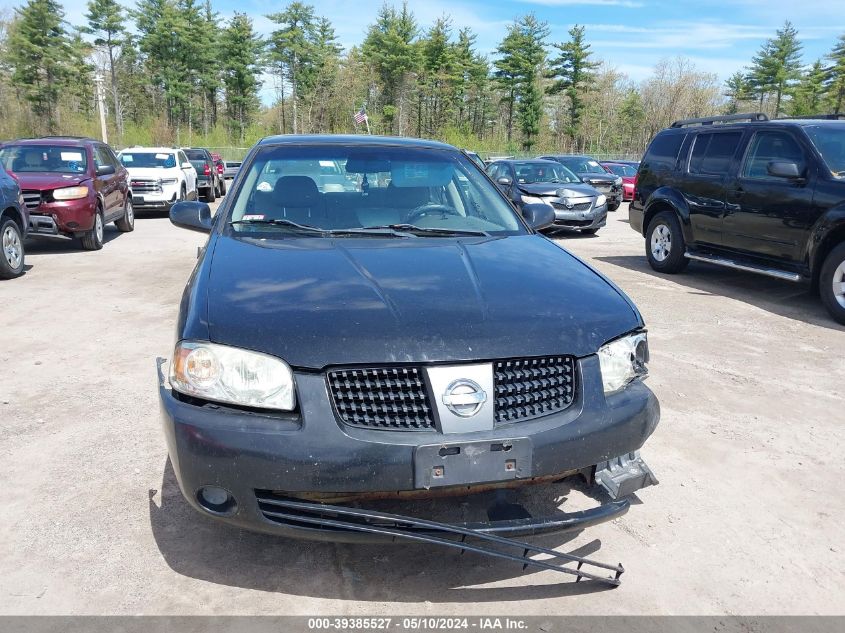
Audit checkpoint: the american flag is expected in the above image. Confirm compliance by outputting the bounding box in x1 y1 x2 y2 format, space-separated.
353 107 368 125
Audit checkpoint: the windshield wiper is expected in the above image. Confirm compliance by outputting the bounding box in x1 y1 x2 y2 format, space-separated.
354 223 489 237
229 218 328 234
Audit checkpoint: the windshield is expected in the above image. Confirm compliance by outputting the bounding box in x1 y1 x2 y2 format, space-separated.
513 162 580 184
119 151 177 168
559 157 606 174
603 163 636 177
228 145 525 236
0 144 88 174
804 125 845 176
184 149 207 162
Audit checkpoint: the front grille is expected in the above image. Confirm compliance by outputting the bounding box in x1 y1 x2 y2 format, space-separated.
21 190 41 210
130 179 161 193
327 367 435 430
494 356 576 423
553 201 592 212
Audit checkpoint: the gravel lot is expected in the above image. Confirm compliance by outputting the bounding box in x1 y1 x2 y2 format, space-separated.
1 201 843 615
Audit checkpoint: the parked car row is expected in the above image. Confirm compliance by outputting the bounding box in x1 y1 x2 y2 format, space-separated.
0 136 243 279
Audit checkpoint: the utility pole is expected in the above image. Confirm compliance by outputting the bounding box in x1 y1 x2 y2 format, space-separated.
95 73 108 144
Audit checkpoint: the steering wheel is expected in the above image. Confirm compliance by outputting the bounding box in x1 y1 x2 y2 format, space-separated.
406 203 461 224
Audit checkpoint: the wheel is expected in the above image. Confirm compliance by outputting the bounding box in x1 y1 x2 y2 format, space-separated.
581 228 599 235
81 208 104 251
646 211 688 273
203 186 215 203
820 242 845 325
115 198 134 232
608 202 620 212
219 178 226 196
0 218 24 279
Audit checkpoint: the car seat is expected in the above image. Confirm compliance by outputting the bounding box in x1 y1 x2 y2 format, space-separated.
268 175 325 225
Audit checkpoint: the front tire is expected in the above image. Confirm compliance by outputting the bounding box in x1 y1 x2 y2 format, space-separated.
115 198 134 232
81 209 105 251
646 211 688 273
581 228 599 235
0 218 25 279
820 242 845 325
608 202 620 212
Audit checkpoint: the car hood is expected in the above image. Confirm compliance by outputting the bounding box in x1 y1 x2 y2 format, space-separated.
126 167 178 180
10 172 89 191
578 173 617 185
518 182 598 197
204 234 640 369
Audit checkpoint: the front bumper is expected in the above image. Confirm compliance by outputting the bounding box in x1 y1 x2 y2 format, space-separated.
158 354 659 541
550 202 608 230
28 196 97 235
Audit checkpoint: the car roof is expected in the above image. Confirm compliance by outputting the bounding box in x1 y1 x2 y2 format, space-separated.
658 118 845 136
497 158 561 165
8 136 94 146
121 147 177 153
256 134 456 151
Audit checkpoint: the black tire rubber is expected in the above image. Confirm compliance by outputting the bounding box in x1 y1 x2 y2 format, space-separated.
608 202 620 212
819 242 845 325
202 187 215 203
115 198 134 232
81 209 105 251
219 178 226 196
581 228 599 235
0 217 25 279
645 211 688 273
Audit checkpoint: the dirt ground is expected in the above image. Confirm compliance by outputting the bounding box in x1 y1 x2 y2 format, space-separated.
1 201 843 615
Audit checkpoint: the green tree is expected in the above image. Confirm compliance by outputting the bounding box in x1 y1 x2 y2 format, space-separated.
362 2 417 132
220 13 263 142
749 21 803 116
83 0 125 137
827 34 845 113
547 24 598 143
494 14 548 149
5 0 74 131
723 70 752 114
790 60 828 115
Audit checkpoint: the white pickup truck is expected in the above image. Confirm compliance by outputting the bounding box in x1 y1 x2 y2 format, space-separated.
117 147 198 211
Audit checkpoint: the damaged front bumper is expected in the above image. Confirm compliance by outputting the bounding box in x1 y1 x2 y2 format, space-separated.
157 353 659 543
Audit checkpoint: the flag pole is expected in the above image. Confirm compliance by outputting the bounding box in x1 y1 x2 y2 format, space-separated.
364 116 371 135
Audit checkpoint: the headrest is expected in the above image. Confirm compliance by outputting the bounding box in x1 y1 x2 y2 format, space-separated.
273 176 319 206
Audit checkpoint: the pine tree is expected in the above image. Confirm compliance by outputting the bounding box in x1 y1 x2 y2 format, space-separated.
6 0 74 132
83 0 125 137
547 25 599 144
827 34 845 113
750 21 803 116
723 71 752 114
220 13 263 142
790 60 829 116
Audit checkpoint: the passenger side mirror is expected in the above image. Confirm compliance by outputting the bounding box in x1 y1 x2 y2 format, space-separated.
170 201 212 233
767 161 803 180
96 164 116 176
181 162 193 170
496 176 512 187
521 203 555 231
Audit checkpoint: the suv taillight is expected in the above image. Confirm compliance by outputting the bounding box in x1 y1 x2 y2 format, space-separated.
204 164 211 176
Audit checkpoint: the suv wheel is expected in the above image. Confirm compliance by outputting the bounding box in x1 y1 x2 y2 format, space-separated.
219 178 226 196
646 211 688 273
204 186 215 203
81 209 105 251
115 198 134 232
608 202 620 212
0 217 25 279
820 242 845 325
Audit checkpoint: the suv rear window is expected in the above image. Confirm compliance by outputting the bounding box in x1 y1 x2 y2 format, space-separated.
689 132 743 175
184 149 207 161
643 133 684 172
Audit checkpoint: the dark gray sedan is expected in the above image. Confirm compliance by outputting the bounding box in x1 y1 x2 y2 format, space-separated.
487 159 608 235
0 167 27 278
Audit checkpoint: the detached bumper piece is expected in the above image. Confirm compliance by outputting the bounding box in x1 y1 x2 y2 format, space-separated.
255 495 626 586
595 451 658 500
28 215 59 236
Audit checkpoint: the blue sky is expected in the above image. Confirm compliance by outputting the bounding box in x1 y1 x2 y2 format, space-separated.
56 0 845 100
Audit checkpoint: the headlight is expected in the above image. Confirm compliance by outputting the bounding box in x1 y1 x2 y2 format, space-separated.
598 332 649 395
615 176 623 186
52 186 89 200
520 194 550 206
170 340 296 410
596 194 607 207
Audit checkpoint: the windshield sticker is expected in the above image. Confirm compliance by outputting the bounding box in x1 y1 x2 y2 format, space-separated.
318 160 335 167
242 214 265 221
587 160 600 167
155 153 171 160
60 151 84 162
121 155 133 163
257 181 272 192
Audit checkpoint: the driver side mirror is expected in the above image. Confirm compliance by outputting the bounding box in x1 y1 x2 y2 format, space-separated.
181 162 193 170
96 164 116 176
767 161 804 180
521 203 555 231
496 176 512 187
170 201 212 233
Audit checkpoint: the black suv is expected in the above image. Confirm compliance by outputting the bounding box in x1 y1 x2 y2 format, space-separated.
630 113 845 324
182 147 222 203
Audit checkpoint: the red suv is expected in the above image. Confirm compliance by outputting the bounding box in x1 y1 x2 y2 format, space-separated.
0 137 134 250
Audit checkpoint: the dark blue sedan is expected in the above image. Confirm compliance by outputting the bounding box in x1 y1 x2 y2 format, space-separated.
0 166 27 278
